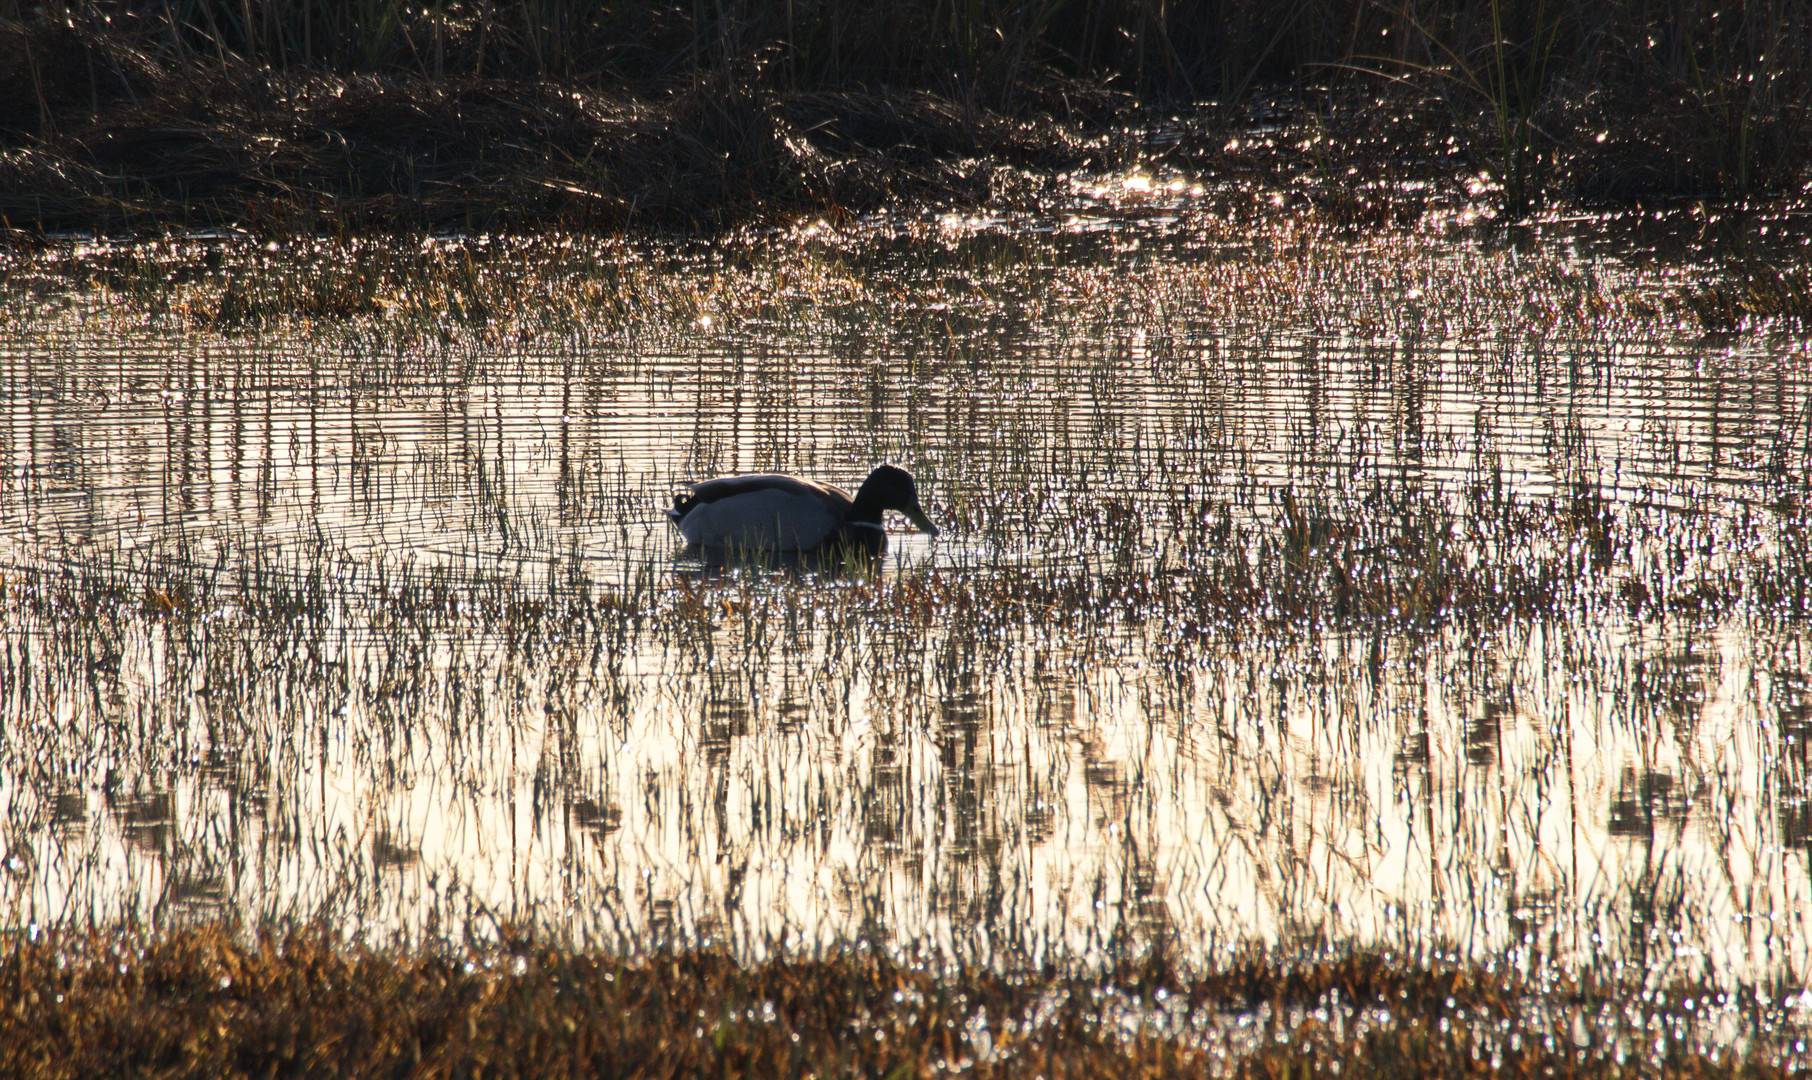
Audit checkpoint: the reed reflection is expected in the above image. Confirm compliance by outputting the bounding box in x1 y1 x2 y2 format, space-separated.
0 229 1808 993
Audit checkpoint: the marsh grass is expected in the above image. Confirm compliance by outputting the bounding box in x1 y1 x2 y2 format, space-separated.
5 203 1808 350
0 923 1803 1079
1 1 1809 231
3 214 1812 1064
7 220 1812 637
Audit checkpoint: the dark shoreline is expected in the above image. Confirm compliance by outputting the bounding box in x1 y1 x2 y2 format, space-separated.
1 58 1140 236
3 5 1809 238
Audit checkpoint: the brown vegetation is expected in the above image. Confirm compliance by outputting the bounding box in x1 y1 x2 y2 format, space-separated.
0 39 1113 233
0 924 1800 1078
0 1 1808 233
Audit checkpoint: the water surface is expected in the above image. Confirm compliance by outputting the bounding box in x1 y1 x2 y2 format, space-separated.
3 212 1810 992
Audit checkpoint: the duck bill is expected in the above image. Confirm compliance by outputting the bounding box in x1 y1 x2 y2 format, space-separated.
904 506 940 537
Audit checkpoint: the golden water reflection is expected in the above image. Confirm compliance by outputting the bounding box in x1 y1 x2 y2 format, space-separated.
1 232 1809 989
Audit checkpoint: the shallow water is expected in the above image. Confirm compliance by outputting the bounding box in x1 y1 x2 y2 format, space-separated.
2 211 1811 991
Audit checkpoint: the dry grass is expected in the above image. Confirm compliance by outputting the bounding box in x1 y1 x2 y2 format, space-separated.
0 2 1809 233
0 56 1109 234
0 923 1800 1079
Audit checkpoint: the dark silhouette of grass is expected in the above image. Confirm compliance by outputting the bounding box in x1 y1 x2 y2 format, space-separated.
0 1 1808 232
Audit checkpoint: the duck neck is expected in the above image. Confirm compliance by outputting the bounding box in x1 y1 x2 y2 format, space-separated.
848 489 884 525
849 473 890 525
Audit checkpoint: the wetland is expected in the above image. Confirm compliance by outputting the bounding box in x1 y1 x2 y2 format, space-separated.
1 198 1810 1074
5 5 1812 1072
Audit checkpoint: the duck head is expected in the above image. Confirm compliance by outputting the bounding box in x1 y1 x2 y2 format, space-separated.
851 464 939 537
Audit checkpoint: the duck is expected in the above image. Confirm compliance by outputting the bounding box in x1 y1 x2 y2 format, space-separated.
666 464 939 555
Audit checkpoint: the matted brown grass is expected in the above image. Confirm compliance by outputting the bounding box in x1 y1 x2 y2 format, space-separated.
0 924 1800 1079
2 2 1809 235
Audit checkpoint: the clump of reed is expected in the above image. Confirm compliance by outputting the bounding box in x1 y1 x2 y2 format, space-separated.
0 923 1799 1079
1682 263 1812 332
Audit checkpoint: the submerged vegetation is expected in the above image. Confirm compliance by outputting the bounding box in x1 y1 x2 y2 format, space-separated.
0 0 1809 232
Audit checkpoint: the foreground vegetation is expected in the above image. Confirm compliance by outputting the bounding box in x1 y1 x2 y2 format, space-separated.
0 924 1802 1078
1 0 1809 232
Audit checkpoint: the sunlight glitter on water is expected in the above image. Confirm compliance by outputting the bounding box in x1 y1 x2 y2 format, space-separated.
0 222 1809 987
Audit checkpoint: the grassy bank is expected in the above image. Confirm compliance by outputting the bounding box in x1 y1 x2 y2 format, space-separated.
0 924 1802 1078
1 1 1809 233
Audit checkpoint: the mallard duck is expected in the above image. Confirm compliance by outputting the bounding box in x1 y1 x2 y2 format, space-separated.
666 464 939 554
